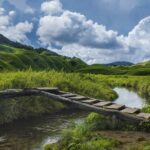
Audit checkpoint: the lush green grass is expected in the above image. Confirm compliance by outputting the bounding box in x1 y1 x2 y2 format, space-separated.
0 70 117 100
0 71 149 102
77 64 150 75
0 44 87 71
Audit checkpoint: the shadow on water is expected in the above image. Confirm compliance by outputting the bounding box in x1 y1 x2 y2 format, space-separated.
0 109 89 150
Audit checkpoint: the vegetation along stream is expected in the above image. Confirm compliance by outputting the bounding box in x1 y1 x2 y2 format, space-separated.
0 88 149 150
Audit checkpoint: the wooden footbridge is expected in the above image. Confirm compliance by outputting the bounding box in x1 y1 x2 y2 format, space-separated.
0 87 150 123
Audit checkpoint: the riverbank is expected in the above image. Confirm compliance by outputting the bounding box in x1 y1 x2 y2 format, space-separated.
44 113 150 150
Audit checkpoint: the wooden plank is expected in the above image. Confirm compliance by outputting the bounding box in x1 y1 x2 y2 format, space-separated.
105 104 125 110
37 87 58 92
82 99 99 104
70 96 89 101
121 107 140 114
137 113 150 120
61 93 77 98
93 101 112 107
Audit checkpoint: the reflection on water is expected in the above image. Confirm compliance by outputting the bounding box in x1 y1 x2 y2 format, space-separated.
0 109 88 150
114 87 147 109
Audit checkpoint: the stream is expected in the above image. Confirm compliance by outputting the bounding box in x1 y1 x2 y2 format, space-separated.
0 88 149 150
114 87 148 109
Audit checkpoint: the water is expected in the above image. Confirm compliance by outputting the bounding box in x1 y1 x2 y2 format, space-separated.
0 109 88 150
114 87 147 109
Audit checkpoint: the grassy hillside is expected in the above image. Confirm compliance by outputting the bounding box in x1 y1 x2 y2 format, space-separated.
77 63 150 75
0 44 87 71
0 34 150 75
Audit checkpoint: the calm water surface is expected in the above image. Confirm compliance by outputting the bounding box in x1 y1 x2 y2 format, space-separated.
114 87 147 108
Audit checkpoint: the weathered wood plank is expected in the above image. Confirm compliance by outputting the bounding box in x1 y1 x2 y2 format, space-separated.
121 107 140 114
61 93 77 98
82 99 99 104
70 96 89 101
93 101 112 107
105 104 125 110
137 113 150 120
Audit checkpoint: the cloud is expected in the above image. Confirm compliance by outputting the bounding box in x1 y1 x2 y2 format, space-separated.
126 16 150 62
37 0 150 64
37 0 123 50
0 8 33 43
41 0 63 15
37 0 128 64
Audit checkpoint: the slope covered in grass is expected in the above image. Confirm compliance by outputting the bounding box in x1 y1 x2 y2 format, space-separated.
0 44 87 71
77 63 150 75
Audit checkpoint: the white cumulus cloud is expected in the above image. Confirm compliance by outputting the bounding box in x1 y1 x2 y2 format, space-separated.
37 0 150 64
37 0 123 50
0 8 33 43
41 0 63 15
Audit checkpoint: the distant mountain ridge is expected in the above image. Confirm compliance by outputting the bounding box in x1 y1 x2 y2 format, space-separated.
105 61 134 66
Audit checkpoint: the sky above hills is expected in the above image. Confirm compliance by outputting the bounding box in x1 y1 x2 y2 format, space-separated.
0 0 150 64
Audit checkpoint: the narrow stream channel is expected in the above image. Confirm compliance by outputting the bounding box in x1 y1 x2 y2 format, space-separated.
0 88 149 150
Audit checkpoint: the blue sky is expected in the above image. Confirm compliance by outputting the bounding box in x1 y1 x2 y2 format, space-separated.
0 0 150 64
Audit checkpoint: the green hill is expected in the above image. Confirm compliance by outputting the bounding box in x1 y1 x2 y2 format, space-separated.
0 34 149 75
77 63 150 75
0 35 87 71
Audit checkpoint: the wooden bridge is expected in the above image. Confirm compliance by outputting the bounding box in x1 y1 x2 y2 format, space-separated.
0 87 150 123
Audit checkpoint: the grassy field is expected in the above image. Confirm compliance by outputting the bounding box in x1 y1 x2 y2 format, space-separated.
0 70 149 102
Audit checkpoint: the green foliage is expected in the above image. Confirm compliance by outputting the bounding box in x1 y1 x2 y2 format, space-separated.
143 106 150 113
44 113 121 150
